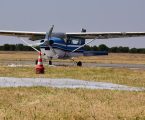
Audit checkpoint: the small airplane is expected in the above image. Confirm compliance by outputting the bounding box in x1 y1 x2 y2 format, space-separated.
0 25 145 66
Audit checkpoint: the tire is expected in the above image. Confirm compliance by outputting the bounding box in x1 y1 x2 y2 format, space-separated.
77 61 82 67
49 60 52 65
35 60 38 65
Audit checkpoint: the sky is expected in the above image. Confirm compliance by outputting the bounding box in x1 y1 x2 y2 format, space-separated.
0 0 145 48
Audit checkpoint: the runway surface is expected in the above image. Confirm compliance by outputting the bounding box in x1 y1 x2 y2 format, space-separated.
0 58 144 69
53 62 145 69
5 61 145 70
0 77 144 91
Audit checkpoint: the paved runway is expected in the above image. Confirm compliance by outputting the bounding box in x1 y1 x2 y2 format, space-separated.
0 77 144 91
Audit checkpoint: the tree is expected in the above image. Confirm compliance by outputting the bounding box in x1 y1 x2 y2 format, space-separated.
109 47 118 53
15 44 24 51
137 48 145 54
92 46 98 51
129 48 138 53
117 47 129 53
122 47 129 53
98 44 109 51
84 45 91 51
3 44 10 51
9 45 16 51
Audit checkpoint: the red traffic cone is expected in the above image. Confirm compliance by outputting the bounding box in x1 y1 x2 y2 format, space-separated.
35 52 45 74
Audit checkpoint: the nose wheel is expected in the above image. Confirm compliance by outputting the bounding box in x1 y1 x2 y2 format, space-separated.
49 60 52 65
77 61 82 67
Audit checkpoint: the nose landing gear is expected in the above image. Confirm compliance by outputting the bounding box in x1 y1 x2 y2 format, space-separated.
49 60 52 65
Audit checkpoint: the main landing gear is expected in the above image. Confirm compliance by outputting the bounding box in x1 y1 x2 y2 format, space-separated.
49 60 52 65
71 58 82 67
77 61 82 67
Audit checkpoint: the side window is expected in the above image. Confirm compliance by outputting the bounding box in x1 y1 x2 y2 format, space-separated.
71 39 79 45
67 38 83 45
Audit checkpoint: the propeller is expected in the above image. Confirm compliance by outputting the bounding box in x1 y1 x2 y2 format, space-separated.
42 25 57 56
20 25 57 57
43 25 54 46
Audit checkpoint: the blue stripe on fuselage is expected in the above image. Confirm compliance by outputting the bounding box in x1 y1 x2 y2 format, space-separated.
40 37 84 52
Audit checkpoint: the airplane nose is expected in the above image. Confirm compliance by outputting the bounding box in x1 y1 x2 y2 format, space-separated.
49 40 54 45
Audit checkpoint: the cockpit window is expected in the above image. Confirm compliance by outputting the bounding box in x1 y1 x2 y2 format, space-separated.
71 39 80 45
67 38 84 45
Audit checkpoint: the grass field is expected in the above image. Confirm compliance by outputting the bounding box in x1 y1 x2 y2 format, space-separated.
0 88 145 120
1 51 145 64
0 51 145 119
0 66 145 88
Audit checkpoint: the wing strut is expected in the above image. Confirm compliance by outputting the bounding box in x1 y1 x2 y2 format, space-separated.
20 38 40 53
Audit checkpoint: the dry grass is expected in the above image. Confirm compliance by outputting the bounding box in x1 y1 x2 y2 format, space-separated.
0 87 145 120
0 51 145 119
0 51 37 61
1 51 145 64
75 53 145 64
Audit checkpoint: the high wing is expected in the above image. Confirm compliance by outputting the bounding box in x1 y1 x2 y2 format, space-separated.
0 30 46 40
66 32 145 39
1 30 145 40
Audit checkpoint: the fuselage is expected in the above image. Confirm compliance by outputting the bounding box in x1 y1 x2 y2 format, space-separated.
40 36 85 60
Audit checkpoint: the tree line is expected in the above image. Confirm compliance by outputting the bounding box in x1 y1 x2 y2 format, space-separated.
0 44 145 54
0 44 40 51
84 44 145 54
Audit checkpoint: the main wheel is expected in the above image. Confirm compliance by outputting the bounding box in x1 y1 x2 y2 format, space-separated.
77 61 82 67
49 60 52 65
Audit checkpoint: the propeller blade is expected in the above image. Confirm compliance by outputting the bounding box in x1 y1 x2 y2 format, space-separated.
43 25 54 46
45 25 54 40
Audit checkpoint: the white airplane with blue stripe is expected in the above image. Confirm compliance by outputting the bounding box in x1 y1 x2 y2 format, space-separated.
0 25 145 66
